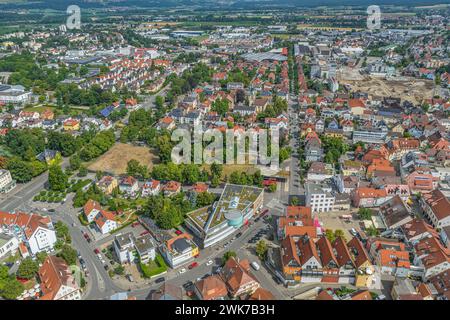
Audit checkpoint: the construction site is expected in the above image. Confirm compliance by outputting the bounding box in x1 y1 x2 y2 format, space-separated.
337 66 436 105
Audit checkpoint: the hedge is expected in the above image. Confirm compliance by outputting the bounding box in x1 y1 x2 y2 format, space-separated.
78 214 90 226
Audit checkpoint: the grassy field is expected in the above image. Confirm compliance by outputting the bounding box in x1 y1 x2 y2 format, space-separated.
87 143 159 175
201 164 258 179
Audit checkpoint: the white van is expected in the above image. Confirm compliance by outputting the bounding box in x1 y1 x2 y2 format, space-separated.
251 261 260 271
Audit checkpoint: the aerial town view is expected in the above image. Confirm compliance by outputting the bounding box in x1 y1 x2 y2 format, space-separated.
0 0 449 308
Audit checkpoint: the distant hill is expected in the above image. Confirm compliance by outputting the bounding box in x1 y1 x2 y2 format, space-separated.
0 0 447 10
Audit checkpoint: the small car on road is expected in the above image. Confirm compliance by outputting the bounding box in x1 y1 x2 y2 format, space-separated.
188 262 198 269
206 260 213 266
155 277 165 283
179 268 187 274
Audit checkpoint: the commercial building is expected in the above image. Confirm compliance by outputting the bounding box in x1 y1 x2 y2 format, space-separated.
185 184 264 248
353 129 387 144
113 232 156 264
0 233 19 259
161 233 199 268
0 169 16 194
0 84 31 104
305 183 335 212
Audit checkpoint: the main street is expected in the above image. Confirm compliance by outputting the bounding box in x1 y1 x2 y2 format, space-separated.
287 96 304 202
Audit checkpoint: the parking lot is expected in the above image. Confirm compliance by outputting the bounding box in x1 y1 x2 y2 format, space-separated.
316 209 361 239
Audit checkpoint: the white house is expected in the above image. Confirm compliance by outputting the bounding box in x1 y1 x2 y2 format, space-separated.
38 256 81 300
83 199 102 223
0 233 19 259
113 232 156 264
141 179 160 197
28 225 57 255
0 211 57 256
94 210 118 234
0 169 16 194
119 176 139 197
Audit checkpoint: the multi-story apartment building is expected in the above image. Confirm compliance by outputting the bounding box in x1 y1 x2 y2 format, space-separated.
0 169 16 194
305 183 335 212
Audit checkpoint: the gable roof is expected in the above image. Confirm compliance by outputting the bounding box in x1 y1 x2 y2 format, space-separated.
332 236 355 268
38 256 78 300
221 257 259 295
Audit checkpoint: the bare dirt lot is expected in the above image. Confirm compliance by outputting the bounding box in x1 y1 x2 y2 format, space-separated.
87 143 159 175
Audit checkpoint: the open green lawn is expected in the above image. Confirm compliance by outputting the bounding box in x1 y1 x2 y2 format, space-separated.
139 254 168 278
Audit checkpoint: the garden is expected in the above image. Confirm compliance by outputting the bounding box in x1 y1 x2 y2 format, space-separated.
33 179 91 203
139 254 168 278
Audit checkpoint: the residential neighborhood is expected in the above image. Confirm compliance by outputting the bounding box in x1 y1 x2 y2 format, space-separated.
0 0 449 305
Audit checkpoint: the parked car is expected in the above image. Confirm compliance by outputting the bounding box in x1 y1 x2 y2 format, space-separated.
179 268 187 274
140 230 150 236
94 248 100 254
103 265 109 271
350 228 357 236
183 281 193 289
188 262 198 269
175 229 182 235
251 261 260 271
155 277 165 284
272 276 282 285
206 260 213 266
126 274 134 282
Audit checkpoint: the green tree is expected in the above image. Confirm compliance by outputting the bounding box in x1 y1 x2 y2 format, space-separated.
334 229 346 240
17 257 39 280
0 271 24 300
36 252 48 264
325 229 336 243
358 208 372 220
69 154 81 171
78 165 88 177
196 192 216 208
268 183 277 193
6 157 33 182
222 251 237 265
256 240 268 260
113 265 125 275
58 244 77 265
48 165 68 191
54 221 71 243
210 163 223 179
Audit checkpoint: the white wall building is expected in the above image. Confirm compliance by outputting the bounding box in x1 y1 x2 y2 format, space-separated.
0 169 16 194
0 234 19 259
305 183 335 212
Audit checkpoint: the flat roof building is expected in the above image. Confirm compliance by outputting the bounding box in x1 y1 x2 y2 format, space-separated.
185 184 264 248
